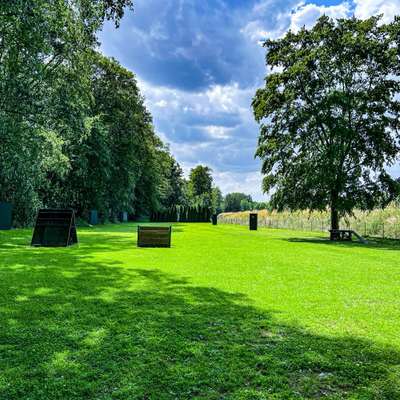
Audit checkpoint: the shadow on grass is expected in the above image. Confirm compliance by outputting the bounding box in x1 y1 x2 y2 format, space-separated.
91 222 187 234
0 223 185 253
0 232 400 399
285 236 400 251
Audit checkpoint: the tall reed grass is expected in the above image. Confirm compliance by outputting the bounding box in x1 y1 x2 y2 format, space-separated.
218 204 400 239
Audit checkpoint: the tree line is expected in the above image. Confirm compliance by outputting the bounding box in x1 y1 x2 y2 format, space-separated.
223 193 268 212
0 1 225 226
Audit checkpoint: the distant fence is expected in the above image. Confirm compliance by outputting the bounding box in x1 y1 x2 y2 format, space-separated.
218 208 400 240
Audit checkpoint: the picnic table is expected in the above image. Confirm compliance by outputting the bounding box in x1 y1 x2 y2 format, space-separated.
329 229 367 244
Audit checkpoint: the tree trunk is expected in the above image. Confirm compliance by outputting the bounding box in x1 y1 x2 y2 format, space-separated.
329 206 340 240
330 188 340 234
331 207 339 231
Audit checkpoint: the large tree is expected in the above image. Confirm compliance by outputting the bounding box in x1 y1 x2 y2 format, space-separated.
253 16 400 232
211 186 224 214
0 0 133 224
158 153 187 210
188 165 213 208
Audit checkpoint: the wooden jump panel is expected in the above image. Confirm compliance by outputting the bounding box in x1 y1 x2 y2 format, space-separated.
137 226 171 247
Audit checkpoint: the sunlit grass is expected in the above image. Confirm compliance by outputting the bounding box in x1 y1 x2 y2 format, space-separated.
1 223 400 399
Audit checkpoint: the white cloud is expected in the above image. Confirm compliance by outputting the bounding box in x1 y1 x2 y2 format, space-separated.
206 83 241 112
242 1 352 43
172 142 213 163
241 0 400 45
213 170 266 201
155 99 168 108
289 2 351 32
241 4 295 42
354 0 400 23
139 78 255 133
204 126 232 139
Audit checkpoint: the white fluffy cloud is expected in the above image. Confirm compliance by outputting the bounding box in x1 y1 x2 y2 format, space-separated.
212 170 265 201
354 0 400 23
242 1 352 43
289 2 351 32
243 0 399 44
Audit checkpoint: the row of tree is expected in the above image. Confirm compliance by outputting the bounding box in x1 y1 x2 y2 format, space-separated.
223 193 268 212
151 206 212 223
174 168 273 215
0 1 226 226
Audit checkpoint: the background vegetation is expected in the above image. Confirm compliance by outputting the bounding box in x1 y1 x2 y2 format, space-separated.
219 202 400 239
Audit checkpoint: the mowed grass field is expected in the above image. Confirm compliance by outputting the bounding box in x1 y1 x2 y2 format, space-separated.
1 223 400 399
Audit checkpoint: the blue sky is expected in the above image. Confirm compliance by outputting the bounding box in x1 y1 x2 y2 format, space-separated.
100 0 400 200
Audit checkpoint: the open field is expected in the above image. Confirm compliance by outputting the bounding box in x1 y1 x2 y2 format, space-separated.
1 223 400 399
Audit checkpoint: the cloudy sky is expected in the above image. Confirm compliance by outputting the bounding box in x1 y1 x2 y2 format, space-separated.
100 0 400 200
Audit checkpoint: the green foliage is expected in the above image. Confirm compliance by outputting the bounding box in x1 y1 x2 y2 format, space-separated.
89 53 159 217
188 165 213 196
240 198 253 211
0 0 187 225
188 165 213 208
157 150 187 210
253 201 269 210
1 223 400 398
253 16 400 230
224 192 253 212
211 186 224 214
0 0 93 224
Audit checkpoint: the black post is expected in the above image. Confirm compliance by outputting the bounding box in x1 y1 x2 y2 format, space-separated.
119 211 128 222
0 202 12 230
211 214 218 225
89 209 98 225
249 213 258 230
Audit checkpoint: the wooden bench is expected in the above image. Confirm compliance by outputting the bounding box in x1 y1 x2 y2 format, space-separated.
137 226 171 248
329 229 367 244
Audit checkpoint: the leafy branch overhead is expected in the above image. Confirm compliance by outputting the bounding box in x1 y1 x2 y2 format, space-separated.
253 15 400 229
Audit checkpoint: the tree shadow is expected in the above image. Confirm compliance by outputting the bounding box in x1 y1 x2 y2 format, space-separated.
1 244 400 399
284 236 400 251
92 222 187 234
0 223 186 254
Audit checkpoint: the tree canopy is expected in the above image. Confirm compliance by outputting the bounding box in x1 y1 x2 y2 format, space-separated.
0 0 190 225
187 165 214 209
253 15 400 230
224 193 253 212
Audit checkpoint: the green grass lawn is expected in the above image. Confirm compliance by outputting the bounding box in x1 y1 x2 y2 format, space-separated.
1 223 400 399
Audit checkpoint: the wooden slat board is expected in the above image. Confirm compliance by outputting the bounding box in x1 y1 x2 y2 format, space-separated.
137 226 171 247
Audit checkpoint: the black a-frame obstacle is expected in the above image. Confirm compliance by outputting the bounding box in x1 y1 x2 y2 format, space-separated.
31 209 78 247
